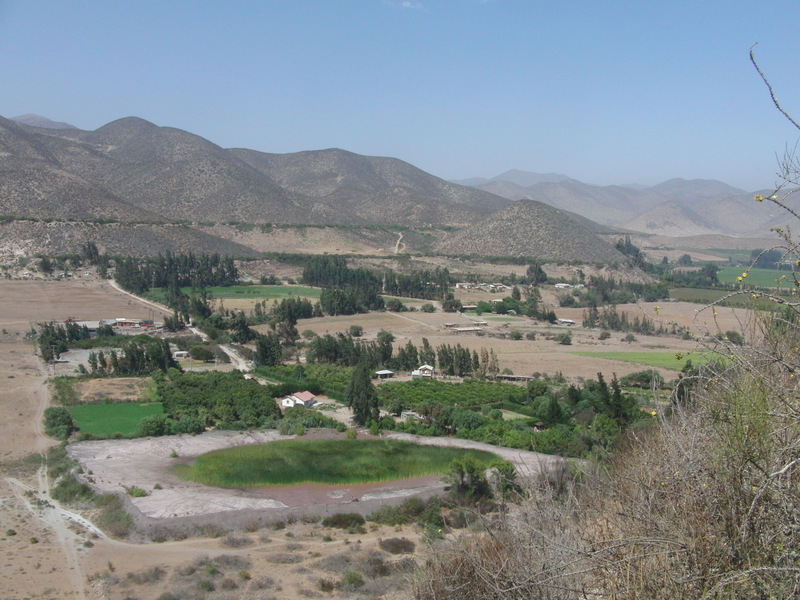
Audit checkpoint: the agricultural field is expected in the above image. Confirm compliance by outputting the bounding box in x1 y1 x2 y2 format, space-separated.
669 286 785 309
177 438 501 487
569 351 709 371
717 265 796 288
146 284 322 312
70 402 163 437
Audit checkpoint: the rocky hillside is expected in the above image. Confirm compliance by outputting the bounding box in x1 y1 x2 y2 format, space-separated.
0 115 508 228
435 200 626 263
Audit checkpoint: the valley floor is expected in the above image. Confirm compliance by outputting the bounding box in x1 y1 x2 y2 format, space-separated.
0 277 751 599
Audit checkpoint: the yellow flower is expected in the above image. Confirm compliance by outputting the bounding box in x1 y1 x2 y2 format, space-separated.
755 194 764 202
737 276 743 282
654 306 660 312
650 411 657 416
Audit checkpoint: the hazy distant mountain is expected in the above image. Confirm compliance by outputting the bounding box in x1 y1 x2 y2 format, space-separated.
451 169 569 189
649 178 745 202
435 199 625 263
456 170 782 237
473 180 538 201
11 114 77 129
490 169 570 187
620 201 721 237
523 179 667 226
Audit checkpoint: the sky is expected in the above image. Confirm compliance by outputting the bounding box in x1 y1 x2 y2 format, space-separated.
1 0 799 191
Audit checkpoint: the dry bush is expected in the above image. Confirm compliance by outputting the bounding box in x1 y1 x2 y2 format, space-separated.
220 533 253 548
379 537 416 555
248 575 276 590
126 566 165 585
266 553 303 564
213 554 251 570
414 320 800 599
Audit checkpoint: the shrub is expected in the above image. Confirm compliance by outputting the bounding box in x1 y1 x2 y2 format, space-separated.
43 406 74 440
555 333 572 345
127 566 165 584
349 325 364 337
322 513 366 530
221 534 253 548
379 537 416 554
51 474 93 504
368 505 407 526
340 571 364 590
598 330 611 340
619 369 665 389
94 494 132 538
125 486 148 497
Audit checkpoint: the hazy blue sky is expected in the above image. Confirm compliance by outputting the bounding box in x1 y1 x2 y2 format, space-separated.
1 0 798 190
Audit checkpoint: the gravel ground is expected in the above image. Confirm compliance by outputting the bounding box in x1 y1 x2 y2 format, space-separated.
67 428 567 529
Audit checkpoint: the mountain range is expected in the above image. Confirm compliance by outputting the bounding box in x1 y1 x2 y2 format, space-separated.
457 171 784 238
0 114 788 260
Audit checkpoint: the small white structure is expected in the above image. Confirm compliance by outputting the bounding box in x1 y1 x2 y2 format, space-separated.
374 369 394 379
281 391 317 408
557 319 576 326
411 364 435 379
172 350 189 359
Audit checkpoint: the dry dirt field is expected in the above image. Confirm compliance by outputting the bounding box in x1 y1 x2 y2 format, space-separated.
0 276 754 600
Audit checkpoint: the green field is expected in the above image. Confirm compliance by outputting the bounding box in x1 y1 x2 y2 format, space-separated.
71 402 163 437
717 266 795 288
147 284 321 302
670 287 784 309
569 351 711 371
176 439 501 487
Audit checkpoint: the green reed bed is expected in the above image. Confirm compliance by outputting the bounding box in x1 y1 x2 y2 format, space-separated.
176 439 500 487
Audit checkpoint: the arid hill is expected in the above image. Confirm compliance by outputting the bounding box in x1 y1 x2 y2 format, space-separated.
435 199 625 263
0 115 508 227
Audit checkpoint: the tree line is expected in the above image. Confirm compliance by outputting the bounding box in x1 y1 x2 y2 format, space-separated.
114 252 238 295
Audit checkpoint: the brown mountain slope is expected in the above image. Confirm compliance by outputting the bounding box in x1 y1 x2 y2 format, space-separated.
229 147 511 226
2 115 510 228
435 199 625 263
0 220 260 258
21 117 312 223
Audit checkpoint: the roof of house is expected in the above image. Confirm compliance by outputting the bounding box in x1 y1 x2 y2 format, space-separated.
293 391 316 402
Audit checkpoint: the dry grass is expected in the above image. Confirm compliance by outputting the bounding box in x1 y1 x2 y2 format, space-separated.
413 318 800 599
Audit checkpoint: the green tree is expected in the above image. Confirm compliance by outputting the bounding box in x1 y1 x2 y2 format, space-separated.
189 345 215 362
345 362 379 426
43 406 74 440
446 455 491 502
38 256 54 275
254 332 282 367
